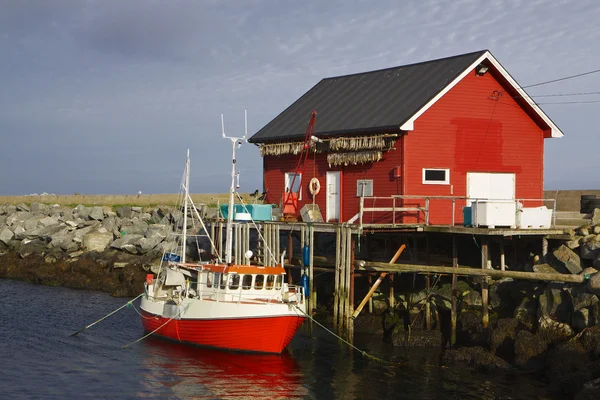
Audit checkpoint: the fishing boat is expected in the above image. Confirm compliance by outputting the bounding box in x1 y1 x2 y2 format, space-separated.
139 116 306 353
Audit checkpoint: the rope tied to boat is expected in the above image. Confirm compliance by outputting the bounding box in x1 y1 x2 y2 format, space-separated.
70 293 144 337
122 303 190 349
293 305 397 365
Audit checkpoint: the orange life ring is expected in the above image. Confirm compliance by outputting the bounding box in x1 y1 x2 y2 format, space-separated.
309 177 321 196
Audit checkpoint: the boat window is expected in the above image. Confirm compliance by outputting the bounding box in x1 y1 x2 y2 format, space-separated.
255 274 264 290
206 272 213 288
220 273 227 290
229 274 240 290
275 275 283 289
242 275 252 290
265 275 275 290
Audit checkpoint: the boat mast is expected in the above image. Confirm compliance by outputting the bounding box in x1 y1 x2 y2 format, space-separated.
182 149 190 264
222 110 247 264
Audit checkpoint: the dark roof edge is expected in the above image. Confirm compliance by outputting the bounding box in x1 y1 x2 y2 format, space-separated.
320 49 488 81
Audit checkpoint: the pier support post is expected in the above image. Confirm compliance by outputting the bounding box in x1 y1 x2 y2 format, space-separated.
451 235 458 347
425 273 431 330
346 227 355 343
500 239 506 271
287 232 293 283
339 226 347 336
308 225 317 324
481 237 489 329
334 225 341 331
368 274 373 314
542 237 548 262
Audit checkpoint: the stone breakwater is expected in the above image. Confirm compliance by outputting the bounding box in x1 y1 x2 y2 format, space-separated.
373 210 600 398
0 202 199 297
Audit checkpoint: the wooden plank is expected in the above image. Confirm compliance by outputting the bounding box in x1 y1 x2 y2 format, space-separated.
333 225 340 331
451 236 458 347
481 238 489 329
354 261 585 283
352 244 406 319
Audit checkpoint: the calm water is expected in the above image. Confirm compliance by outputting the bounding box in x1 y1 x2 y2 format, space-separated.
0 279 555 400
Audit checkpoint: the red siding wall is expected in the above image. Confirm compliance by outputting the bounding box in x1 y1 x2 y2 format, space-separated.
403 68 545 224
261 67 545 225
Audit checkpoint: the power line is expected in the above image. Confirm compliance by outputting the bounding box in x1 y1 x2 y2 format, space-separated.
531 91 600 97
536 100 600 105
523 68 600 89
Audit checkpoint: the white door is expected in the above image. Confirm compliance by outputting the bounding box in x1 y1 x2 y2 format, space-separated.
467 172 515 203
326 171 340 222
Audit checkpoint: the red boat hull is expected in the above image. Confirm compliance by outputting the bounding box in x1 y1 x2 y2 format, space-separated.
141 310 305 353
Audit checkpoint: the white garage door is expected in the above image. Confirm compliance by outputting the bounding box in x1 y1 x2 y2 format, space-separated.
467 172 515 204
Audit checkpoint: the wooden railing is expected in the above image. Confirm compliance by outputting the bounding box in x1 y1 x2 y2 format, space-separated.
348 195 556 231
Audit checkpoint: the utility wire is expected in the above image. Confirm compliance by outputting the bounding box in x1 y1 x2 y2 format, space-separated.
522 68 600 89
535 100 600 105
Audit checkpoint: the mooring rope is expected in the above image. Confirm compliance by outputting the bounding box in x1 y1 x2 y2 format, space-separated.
70 293 144 337
122 304 190 349
294 305 395 365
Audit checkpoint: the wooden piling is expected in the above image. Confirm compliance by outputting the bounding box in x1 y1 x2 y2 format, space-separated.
287 232 293 284
500 239 506 271
347 227 354 342
542 237 548 262
481 237 489 329
367 274 373 314
333 224 341 331
309 225 315 332
451 235 458 347
425 273 431 330
340 226 347 336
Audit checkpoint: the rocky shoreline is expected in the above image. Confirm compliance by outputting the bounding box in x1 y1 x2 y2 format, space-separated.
0 203 192 296
3 202 600 397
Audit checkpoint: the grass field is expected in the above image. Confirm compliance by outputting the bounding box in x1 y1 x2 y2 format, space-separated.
0 193 257 207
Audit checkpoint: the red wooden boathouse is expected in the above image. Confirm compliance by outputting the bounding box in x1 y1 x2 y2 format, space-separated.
248 50 564 226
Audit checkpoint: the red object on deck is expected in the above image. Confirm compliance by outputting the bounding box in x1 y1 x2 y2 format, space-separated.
141 311 305 353
145 274 154 285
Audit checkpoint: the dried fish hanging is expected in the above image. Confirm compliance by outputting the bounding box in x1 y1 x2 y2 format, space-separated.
327 151 383 167
260 142 303 157
329 134 396 152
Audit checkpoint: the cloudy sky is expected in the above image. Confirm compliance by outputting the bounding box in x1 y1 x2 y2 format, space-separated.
1 0 599 195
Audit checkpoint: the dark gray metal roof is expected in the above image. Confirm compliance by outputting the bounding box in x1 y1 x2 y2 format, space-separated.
249 50 488 144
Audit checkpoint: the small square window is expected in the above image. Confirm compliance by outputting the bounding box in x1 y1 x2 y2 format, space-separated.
422 168 450 185
356 180 373 197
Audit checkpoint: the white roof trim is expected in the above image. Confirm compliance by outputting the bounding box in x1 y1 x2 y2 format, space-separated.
400 51 564 138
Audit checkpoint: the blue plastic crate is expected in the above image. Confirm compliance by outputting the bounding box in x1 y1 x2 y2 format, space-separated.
247 204 273 221
463 206 472 227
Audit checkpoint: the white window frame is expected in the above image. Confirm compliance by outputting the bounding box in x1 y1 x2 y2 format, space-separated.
356 179 373 197
284 172 302 200
422 168 450 185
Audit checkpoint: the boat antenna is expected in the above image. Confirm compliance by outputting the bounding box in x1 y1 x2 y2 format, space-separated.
182 149 190 264
221 110 247 264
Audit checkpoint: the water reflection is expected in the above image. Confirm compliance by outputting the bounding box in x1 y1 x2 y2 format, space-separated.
141 338 308 399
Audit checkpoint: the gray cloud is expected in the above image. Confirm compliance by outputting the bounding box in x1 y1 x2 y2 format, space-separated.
1 0 599 195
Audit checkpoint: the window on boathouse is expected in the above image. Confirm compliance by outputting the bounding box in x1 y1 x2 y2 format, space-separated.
285 172 302 200
422 168 450 185
356 179 373 197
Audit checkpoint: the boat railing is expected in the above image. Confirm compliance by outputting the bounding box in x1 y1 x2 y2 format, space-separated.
193 279 303 304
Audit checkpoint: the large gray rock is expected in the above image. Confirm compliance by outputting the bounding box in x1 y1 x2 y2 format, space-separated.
89 206 105 221
538 285 572 323
514 296 537 330
15 203 30 212
117 206 133 219
101 216 119 232
587 273 600 296
145 224 171 240
593 209 600 225
73 225 94 243
571 287 599 311
119 219 148 235
74 205 91 220
23 218 38 231
110 234 144 251
553 244 583 274
6 211 27 226
0 228 14 245
581 240 600 260
39 216 59 227
83 232 113 252
138 236 162 254
30 203 49 214
13 225 26 240
50 231 76 251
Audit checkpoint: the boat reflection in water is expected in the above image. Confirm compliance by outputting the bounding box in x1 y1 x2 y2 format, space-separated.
141 338 308 399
